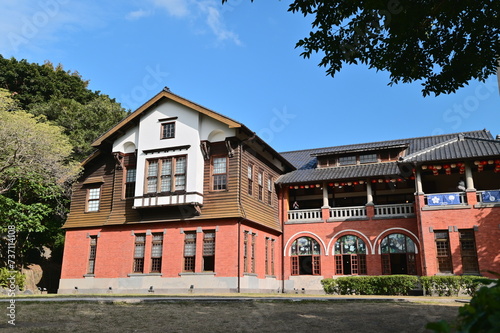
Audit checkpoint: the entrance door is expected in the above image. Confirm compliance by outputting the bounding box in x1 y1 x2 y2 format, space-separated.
390 254 408 274
342 255 352 275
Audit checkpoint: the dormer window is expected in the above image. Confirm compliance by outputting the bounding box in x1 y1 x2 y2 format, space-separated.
338 156 356 166
360 154 377 164
161 122 175 139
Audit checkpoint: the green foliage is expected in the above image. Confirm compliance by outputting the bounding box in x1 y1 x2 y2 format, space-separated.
224 1 500 96
426 273 500 333
30 95 127 160
0 56 95 109
0 267 25 290
321 275 419 296
420 276 491 297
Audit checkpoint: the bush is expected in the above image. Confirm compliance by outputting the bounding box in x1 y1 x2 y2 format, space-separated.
0 267 25 291
420 275 490 297
427 273 500 332
321 275 419 296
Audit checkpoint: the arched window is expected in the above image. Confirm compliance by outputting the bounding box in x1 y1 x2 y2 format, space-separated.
290 237 321 275
380 233 417 275
334 235 367 275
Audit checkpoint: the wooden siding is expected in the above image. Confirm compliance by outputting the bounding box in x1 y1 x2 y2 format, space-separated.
64 140 286 230
239 145 282 231
63 154 116 228
197 142 242 219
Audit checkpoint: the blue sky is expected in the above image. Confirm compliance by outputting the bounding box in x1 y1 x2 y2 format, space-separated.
1 0 499 153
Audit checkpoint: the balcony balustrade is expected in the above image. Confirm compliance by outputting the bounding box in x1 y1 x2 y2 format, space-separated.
423 192 467 206
286 203 416 223
374 203 415 218
476 190 500 204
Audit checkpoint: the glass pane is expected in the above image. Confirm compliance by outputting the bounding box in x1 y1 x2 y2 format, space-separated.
126 168 136 182
88 188 100 199
161 158 172 175
148 160 158 176
147 178 157 193
406 238 416 253
389 234 406 253
160 175 171 192
176 157 186 173
248 165 252 179
175 175 186 190
213 157 226 174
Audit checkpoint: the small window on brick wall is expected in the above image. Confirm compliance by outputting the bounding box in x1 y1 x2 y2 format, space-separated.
183 232 196 272
87 236 98 274
133 234 145 273
203 231 216 271
151 233 163 273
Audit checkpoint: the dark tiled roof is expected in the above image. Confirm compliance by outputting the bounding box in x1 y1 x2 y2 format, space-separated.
401 135 500 163
277 129 496 184
277 162 400 184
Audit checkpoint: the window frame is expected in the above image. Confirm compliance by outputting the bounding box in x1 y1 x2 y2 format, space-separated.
133 234 146 273
247 164 254 196
338 156 356 166
267 176 273 205
86 185 102 212
87 236 98 274
334 235 367 275
183 231 196 272
203 231 216 272
290 236 321 276
459 229 479 274
160 121 176 139
145 155 187 194
124 166 136 199
150 233 163 273
211 156 228 191
258 169 264 201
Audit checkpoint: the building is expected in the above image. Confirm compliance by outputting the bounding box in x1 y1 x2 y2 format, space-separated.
59 88 500 294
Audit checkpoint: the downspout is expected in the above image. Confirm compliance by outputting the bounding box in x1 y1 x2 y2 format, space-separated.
236 139 246 293
279 184 286 293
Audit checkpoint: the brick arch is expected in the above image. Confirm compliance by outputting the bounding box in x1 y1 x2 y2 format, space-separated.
283 231 327 257
326 229 373 256
374 228 421 255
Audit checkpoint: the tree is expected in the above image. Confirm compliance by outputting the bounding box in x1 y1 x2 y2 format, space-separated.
30 96 128 161
0 90 80 268
225 0 500 96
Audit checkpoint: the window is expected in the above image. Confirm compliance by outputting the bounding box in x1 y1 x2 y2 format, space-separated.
459 230 479 274
86 187 101 212
203 231 216 271
258 170 264 201
161 122 175 139
124 167 136 198
339 156 356 166
334 235 367 275
151 233 163 273
381 233 417 275
360 154 377 164
265 238 269 275
133 234 145 273
243 232 249 273
267 177 273 205
146 156 186 194
291 237 321 275
435 231 453 273
247 164 253 195
183 232 196 272
271 239 275 276
212 157 227 190
264 237 275 276
87 236 98 274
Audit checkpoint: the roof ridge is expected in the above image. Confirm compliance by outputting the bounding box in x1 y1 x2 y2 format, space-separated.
280 129 491 154
400 136 460 162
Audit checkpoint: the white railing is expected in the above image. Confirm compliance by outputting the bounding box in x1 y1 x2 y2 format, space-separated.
476 190 500 203
374 203 415 217
329 206 367 220
424 192 466 206
287 209 322 222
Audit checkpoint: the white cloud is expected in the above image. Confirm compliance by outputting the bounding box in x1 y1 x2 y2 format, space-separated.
126 9 153 20
145 0 241 46
151 0 190 18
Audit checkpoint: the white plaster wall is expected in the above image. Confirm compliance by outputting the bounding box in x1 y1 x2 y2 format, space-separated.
111 99 236 201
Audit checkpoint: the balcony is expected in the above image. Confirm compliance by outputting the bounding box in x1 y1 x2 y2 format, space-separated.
329 206 367 221
287 209 322 223
476 190 500 206
133 191 204 209
423 192 467 206
286 203 415 223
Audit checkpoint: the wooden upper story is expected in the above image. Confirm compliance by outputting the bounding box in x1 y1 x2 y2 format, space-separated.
64 88 293 231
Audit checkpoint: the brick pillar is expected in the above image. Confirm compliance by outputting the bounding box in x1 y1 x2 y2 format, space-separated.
195 228 204 273
143 231 152 274
321 207 330 221
448 228 462 275
466 190 478 206
365 203 375 219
